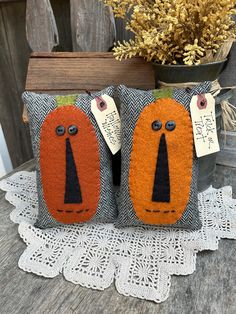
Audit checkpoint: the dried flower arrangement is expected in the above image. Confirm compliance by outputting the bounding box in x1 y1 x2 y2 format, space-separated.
103 0 236 65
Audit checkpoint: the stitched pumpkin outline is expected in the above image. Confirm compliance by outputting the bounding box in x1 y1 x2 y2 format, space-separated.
129 98 193 225
40 105 100 224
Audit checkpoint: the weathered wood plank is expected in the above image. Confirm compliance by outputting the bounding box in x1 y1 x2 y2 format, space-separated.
30 52 120 58
26 0 59 52
0 2 33 168
25 53 155 92
0 0 21 2
0 159 35 180
115 13 134 42
50 0 72 52
0 161 235 313
24 0 59 124
70 0 115 52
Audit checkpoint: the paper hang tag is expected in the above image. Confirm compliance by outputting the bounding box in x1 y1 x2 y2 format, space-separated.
190 93 220 158
91 94 121 155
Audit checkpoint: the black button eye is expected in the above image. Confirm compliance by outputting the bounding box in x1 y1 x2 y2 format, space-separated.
68 125 78 135
152 120 162 131
165 121 176 131
56 125 65 136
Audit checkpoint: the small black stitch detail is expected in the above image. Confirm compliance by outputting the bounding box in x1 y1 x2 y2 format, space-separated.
145 209 176 214
56 209 90 214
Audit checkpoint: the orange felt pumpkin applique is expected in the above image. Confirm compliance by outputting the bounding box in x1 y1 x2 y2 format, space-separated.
116 84 212 230
40 105 100 224
129 98 193 225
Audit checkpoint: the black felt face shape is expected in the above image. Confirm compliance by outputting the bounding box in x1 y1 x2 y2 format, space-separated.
40 105 101 224
129 98 194 225
64 136 82 204
55 124 82 204
151 119 176 203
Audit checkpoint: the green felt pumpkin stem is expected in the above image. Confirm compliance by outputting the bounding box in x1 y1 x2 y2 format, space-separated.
152 88 173 100
56 95 78 107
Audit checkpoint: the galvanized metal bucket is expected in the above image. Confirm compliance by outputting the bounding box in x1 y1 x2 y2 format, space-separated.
152 60 229 192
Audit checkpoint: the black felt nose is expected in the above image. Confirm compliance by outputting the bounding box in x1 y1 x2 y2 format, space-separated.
152 133 170 203
64 138 82 204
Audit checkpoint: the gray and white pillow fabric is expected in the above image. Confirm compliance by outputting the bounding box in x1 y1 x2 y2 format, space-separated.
22 87 117 228
116 82 212 230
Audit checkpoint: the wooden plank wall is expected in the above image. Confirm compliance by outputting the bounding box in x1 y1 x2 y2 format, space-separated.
0 0 132 168
26 0 59 52
0 1 32 168
25 52 155 92
0 0 235 169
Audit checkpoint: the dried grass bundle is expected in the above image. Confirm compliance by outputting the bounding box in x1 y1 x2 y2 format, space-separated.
103 0 236 65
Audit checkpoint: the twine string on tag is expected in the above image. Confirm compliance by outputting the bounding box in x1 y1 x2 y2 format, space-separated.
85 90 106 107
85 90 93 99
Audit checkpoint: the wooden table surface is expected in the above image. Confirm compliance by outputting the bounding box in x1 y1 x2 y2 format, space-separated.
0 160 235 314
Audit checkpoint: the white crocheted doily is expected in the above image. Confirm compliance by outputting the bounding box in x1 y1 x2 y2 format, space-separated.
0 171 236 303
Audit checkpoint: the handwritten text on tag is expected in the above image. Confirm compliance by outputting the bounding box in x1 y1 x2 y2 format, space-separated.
190 93 220 158
91 94 121 155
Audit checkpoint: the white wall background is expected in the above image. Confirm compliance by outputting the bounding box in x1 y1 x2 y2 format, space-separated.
0 124 13 177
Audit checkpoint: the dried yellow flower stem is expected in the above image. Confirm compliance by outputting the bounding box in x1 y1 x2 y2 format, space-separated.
103 0 236 65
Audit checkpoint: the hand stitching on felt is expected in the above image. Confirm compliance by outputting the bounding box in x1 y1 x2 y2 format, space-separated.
56 209 90 214
129 98 193 225
40 105 101 224
145 209 176 213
